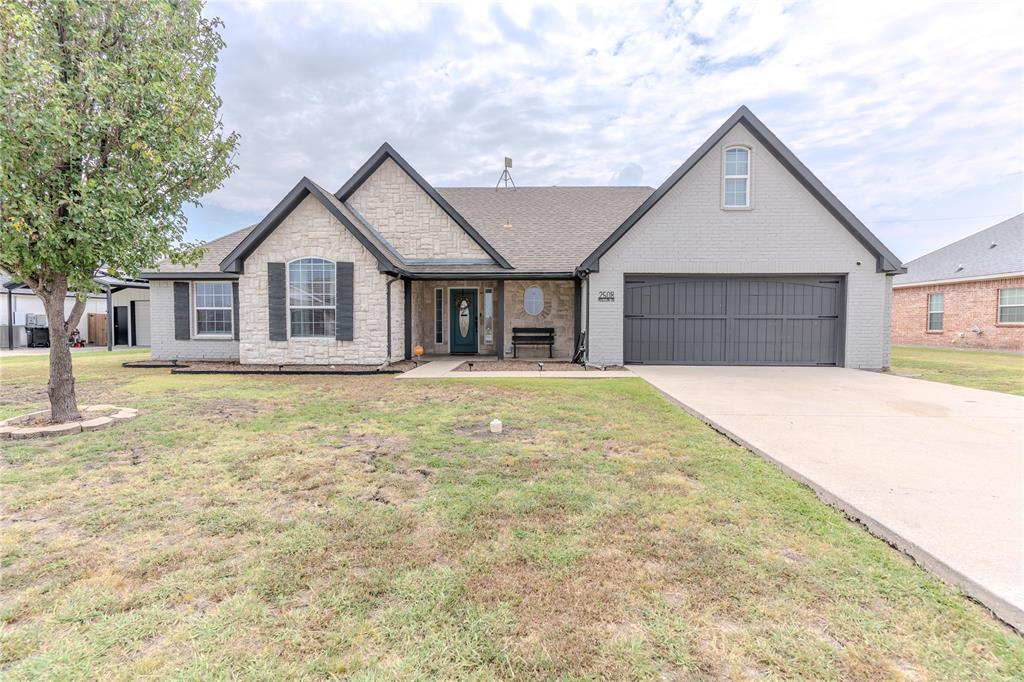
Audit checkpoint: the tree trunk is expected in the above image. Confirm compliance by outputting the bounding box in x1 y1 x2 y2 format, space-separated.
39 284 80 423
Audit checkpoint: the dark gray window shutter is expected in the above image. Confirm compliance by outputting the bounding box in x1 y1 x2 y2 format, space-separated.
268 263 287 341
336 261 354 341
232 281 240 341
173 282 190 340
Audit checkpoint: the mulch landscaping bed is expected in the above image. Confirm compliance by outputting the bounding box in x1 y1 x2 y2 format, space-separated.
168 360 418 375
453 360 623 372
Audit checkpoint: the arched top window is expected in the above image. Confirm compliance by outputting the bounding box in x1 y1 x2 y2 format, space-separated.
723 146 751 208
524 286 544 316
288 257 336 337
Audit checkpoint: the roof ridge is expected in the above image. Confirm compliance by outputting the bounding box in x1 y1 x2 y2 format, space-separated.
901 212 1023 266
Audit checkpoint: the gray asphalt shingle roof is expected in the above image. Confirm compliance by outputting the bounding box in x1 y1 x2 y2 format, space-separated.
438 186 654 272
149 185 654 276
148 224 256 274
894 213 1024 286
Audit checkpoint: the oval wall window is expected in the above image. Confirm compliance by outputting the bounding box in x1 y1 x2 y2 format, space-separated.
524 286 544 316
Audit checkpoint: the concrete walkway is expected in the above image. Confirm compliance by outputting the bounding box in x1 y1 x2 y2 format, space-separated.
398 359 634 379
629 365 1024 631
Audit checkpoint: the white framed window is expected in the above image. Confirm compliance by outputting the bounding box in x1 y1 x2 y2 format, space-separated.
927 293 944 331
998 287 1024 324
483 288 494 344
723 146 751 208
524 286 544 316
288 257 336 338
193 281 233 337
434 288 444 343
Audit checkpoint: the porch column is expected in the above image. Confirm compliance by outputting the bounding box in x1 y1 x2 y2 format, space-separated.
106 286 113 351
573 278 582 352
495 280 505 359
7 287 13 350
403 278 412 360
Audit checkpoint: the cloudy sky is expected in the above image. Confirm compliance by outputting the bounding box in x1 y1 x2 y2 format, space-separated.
186 0 1023 262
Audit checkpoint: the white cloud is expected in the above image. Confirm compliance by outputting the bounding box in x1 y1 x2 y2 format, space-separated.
192 0 1023 259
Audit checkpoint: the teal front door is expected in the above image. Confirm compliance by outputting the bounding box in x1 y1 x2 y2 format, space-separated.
449 289 478 354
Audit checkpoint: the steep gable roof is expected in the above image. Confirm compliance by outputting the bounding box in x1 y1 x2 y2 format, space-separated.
579 106 905 274
335 143 511 269
894 213 1024 286
218 177 402 275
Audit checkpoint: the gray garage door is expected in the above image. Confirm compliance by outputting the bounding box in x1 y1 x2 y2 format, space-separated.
623 276 842 365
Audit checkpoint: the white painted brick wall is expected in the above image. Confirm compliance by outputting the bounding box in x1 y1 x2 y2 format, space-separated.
149 280 240 360
349 158 490 261
240 195 396 365
587 123 892 369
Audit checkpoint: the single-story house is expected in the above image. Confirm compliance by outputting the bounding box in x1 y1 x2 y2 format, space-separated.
142 106 904 368
892 213 1023 351
1 272 150 350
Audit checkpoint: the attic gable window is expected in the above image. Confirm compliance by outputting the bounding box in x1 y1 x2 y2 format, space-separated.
723 146 751 208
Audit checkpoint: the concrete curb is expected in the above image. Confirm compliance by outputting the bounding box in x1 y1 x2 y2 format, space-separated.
641 379 1024 634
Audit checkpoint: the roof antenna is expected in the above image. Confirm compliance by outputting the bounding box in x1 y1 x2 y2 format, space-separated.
496 156 516 190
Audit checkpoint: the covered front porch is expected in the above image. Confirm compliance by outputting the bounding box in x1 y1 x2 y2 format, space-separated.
405 278 580 360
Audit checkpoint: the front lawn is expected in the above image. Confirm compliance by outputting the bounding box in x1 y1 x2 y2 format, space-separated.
891 345 1024 395
1 351 1021 679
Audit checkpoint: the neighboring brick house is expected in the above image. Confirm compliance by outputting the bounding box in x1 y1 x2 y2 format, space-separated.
892 214 1024 351
142 106 904 368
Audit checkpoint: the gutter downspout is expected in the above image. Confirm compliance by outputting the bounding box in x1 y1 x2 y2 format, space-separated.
385 276 400 363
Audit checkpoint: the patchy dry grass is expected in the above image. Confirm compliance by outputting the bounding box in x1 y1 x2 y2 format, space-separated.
891 345 1024 396
1 350 1021 680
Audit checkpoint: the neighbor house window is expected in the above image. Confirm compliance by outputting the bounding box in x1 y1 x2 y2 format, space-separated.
484 288 494 344
927 293 944 331
288 257 335 337
998 287 1024 323
723 146 750 208
194 282 232 336
434 288 444 343
524 286 544 316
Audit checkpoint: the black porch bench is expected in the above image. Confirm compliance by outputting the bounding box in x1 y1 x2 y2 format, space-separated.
512 327 555 358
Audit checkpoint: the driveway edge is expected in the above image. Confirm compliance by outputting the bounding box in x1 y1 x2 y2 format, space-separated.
641 379 1024 634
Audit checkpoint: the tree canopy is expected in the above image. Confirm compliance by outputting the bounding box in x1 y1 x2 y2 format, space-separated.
0 0 238 292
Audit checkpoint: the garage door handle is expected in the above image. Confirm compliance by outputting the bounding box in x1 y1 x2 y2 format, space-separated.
818 315 838 319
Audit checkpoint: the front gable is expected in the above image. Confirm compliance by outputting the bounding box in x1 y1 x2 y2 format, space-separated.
348 158 492 262
580 106 904 274
336 143 511 268
219 177 399 275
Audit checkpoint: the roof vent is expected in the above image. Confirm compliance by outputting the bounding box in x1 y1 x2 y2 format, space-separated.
990 241 998 248
955 264 964 272
496 156 516 190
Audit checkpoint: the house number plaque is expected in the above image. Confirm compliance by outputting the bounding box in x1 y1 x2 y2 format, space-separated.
598 290 615 302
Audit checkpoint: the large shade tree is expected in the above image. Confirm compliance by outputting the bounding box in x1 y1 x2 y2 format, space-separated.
1 0 237 422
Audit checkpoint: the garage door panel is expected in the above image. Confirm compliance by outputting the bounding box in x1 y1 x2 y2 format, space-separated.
675 318 727 364
624 276 841 366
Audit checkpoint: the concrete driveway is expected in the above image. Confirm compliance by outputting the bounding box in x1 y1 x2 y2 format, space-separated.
629 365 1024 631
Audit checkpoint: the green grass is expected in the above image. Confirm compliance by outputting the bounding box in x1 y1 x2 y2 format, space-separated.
891 345 1024 395
1 350 1021 680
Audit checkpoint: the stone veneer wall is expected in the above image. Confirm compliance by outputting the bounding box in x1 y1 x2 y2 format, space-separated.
503 280 575 359
239 195 402 365
411 280 498 355
892 276 1024 351
349 158 491 262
